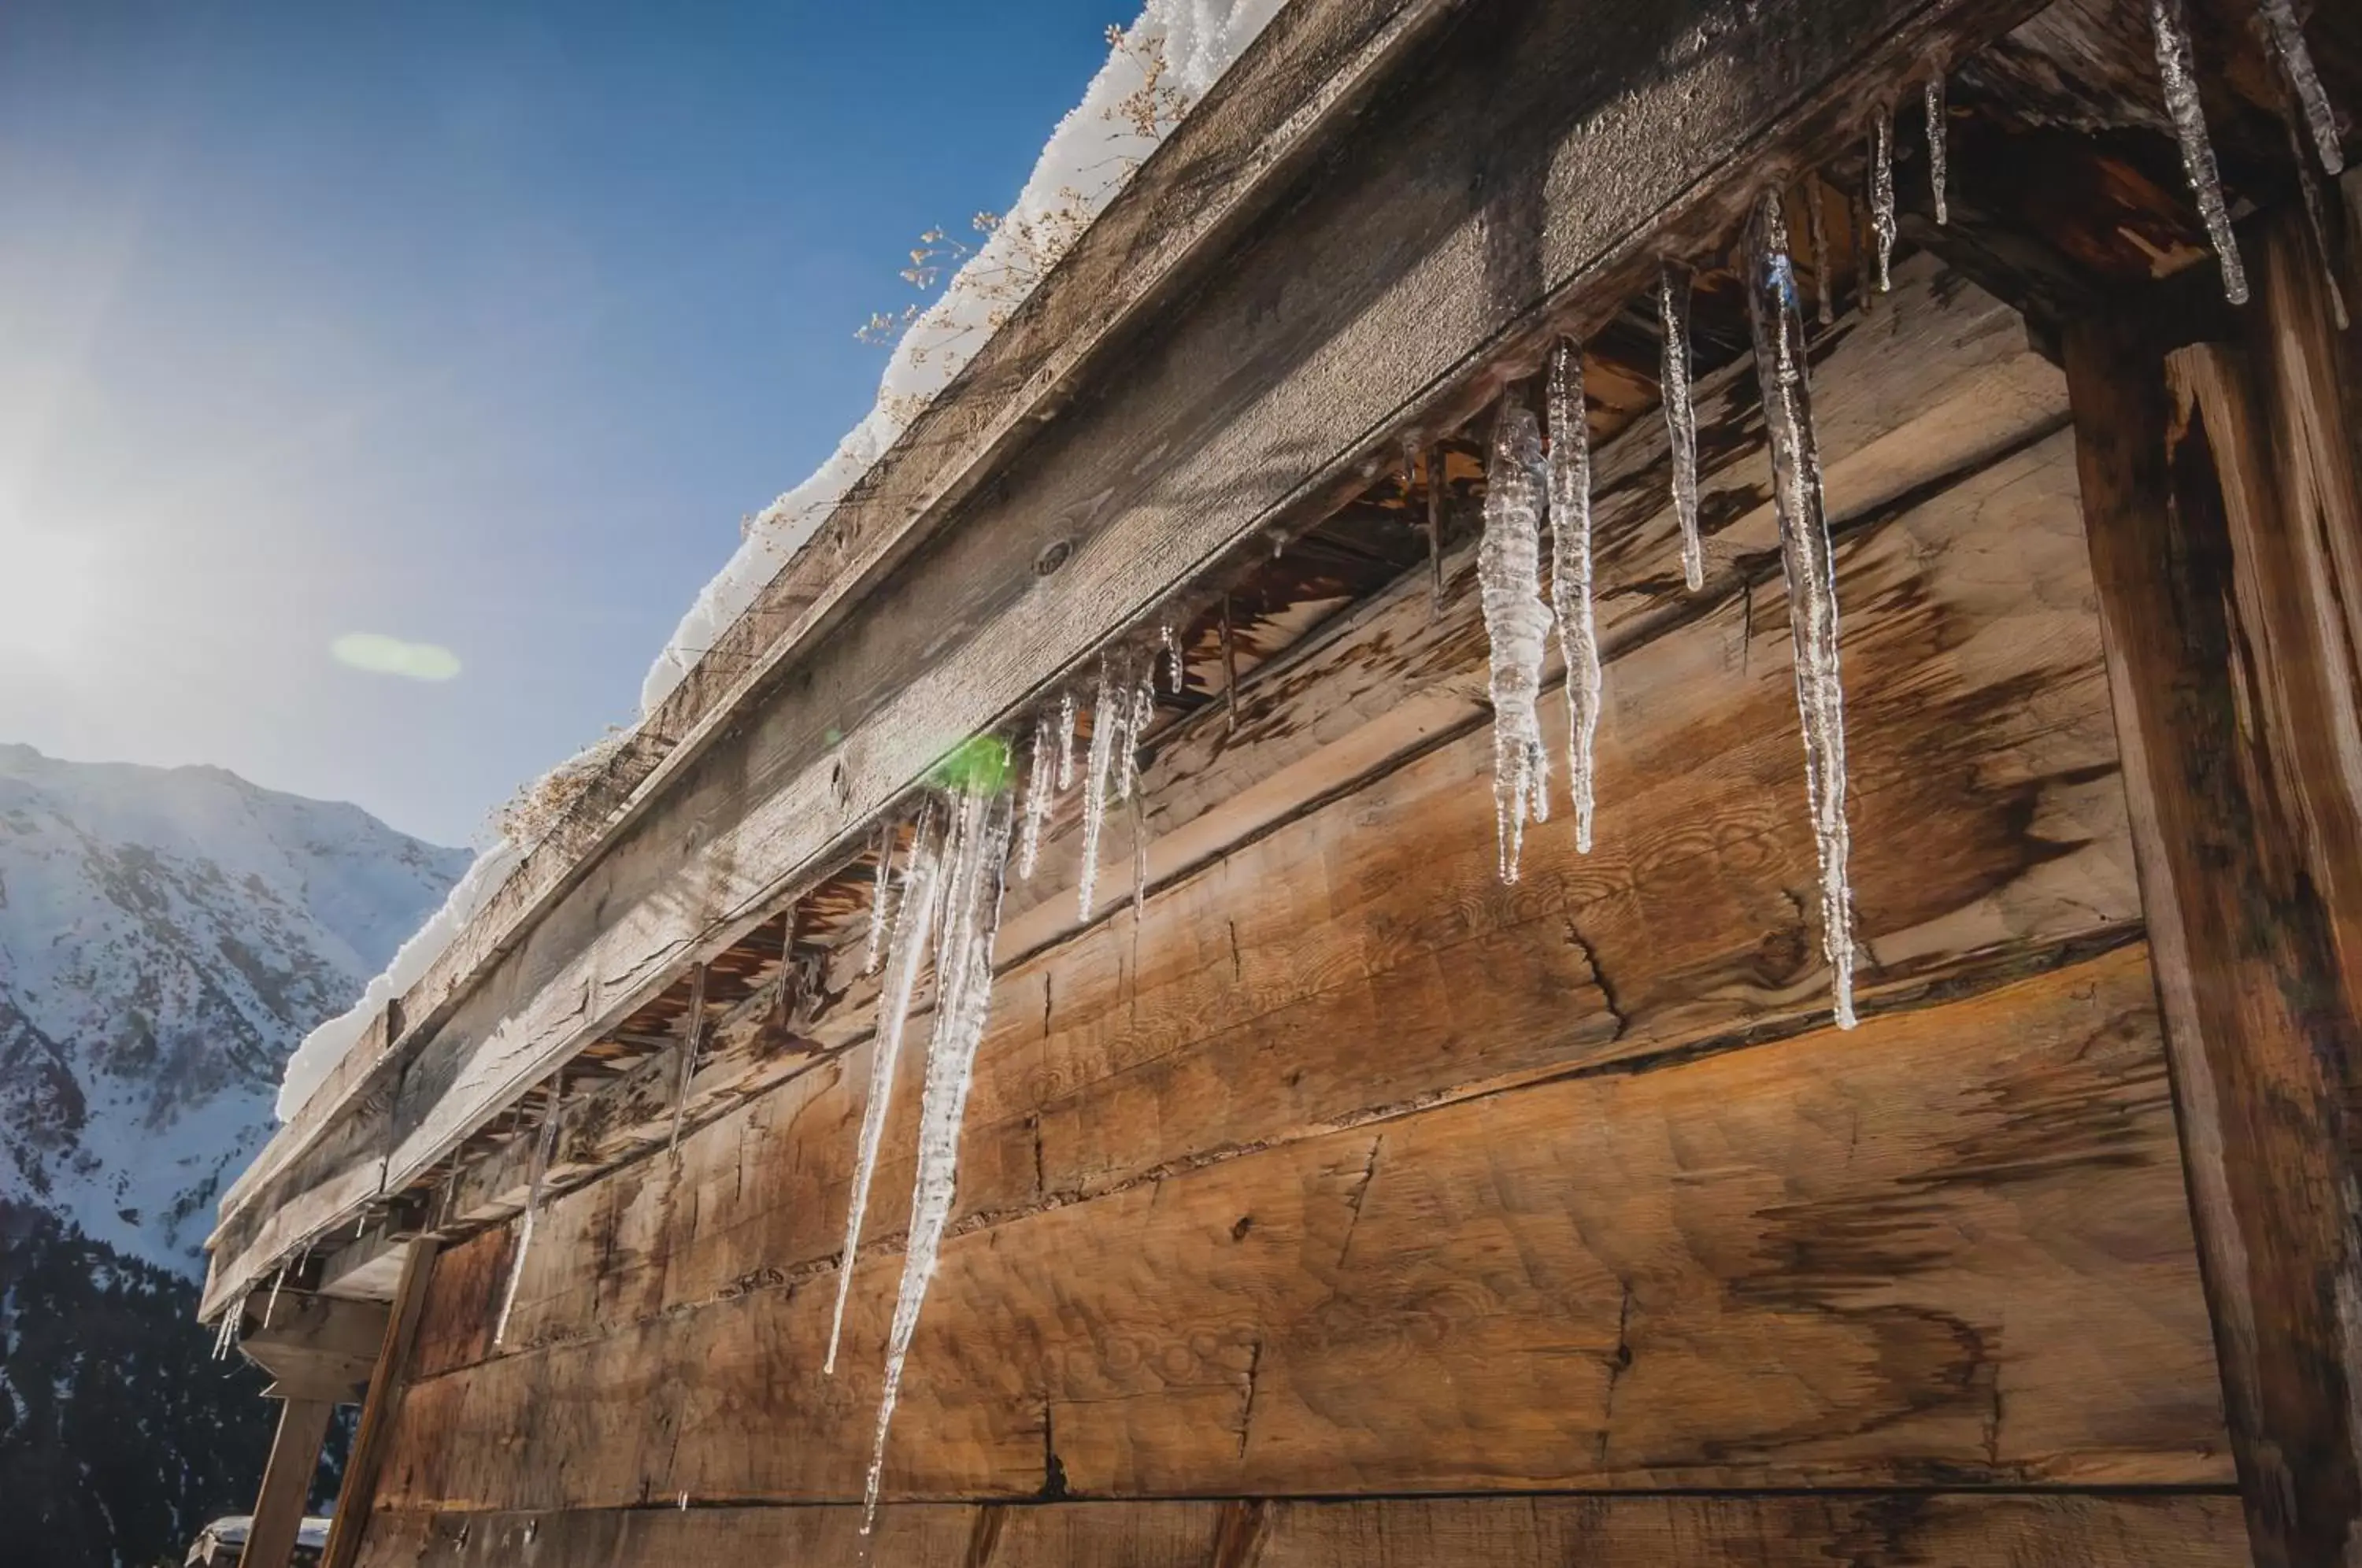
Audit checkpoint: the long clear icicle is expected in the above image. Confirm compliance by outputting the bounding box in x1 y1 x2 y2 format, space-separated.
1658 262 1704 592
1867 108 1897 294
1160 619 1184 693
1924 78 1950 226
492 1080 565 1348
861 820 896 975
1019 710 1057 880
1078 653 1123 921
1477 393 1552 883
1547 341 1601 855
1115 660 1154 804
862 783 1014 1534
2286 103 2353 330
2258 0 2345 176
1053 692 1078 792
2153 0 2251 305
824 802 944 1375
1747 190 1858 1031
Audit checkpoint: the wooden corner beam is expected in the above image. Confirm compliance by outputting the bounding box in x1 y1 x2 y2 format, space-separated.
242 1395 335 1568
321 1239 439 1568
2066 205 2362 1568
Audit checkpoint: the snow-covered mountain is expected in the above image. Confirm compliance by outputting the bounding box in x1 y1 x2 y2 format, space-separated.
0 743 468 1274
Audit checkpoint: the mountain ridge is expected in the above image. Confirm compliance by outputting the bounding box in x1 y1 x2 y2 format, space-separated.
0 741 468 1273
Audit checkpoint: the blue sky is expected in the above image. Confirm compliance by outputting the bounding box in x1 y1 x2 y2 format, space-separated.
0 1 1118 846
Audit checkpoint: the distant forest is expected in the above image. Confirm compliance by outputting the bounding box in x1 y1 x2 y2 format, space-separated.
0 1203 346 1568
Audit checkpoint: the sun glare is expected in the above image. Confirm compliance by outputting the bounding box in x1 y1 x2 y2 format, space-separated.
0 523 102 665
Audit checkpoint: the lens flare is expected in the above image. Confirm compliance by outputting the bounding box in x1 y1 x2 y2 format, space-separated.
330 632 461 681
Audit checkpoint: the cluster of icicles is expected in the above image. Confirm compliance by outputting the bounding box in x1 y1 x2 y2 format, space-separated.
824 634 1180 1533
1477 151 1929 1039
459 4 2346 1535
2152 0 2348 322
1476 0 2347 1048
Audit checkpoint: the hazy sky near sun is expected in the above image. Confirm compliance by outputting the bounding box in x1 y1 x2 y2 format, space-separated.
0 0 1119 847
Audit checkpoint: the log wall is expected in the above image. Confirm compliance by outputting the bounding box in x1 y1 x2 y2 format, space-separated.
351 267 2246 1562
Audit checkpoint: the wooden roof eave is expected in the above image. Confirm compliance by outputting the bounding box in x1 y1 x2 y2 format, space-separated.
202 0 2057 1323
205 0 1472 1284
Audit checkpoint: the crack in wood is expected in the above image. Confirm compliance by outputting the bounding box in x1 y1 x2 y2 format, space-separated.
1335 1135 1386 1275
1235 1337 1266 1462
1596 1279 1637 1466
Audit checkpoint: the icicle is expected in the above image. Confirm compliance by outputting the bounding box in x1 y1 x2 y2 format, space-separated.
862 784 1015 1535
2153 0 2251 305
861 819 896 975
212 1303 238 1360
824 801 945 1375
493 1078 566 1348
1658 261 1704 592
1053 692 1078 793
1117 666 1155 803
1924 77 1950 226
2279 80 2353 329
1867 108 1897 295
1806 180 1836 327
1746 190 1859 1031
1078 654 1122 921
665 962 709 1153
261 1265 287 1331
1477 392 1553 884
1159 619 1185 694
2258 0 2344 176
1546 341 1601 854
1017 711 1056 880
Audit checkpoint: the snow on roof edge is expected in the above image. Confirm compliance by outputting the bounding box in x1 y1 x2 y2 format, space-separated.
275 0 1286 1125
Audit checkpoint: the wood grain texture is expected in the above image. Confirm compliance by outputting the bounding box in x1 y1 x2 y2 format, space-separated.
387 261 2071 1263
441 413 2132 1377
373 948 2228 1510
350 1492 2252 1568
2066 209 2362 1568
207 0 2056 1319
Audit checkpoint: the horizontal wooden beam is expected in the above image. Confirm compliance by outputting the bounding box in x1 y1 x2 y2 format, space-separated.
207 0 2052 1321
379 950 2226 1507
239 1289 389 1404
347 1491 2250 1567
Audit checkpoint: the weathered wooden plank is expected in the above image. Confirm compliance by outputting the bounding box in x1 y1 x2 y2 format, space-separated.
323 1240 437 1568
209 0 2055 1318
375 949 2229 1508
2064 209 2362 1568
244 1396 335 1568
239 1290 388 1404
474 416 2133 1363
351 1491 2253 1568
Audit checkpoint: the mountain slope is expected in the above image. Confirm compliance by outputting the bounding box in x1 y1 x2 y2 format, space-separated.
0 742 469 1272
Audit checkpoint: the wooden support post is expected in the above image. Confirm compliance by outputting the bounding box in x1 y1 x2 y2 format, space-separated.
320 1240 439 1568
2066 206 2362 1568
243 1394 334 1568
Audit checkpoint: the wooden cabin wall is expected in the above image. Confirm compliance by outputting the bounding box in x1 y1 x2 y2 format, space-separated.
347 261 2252 1564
